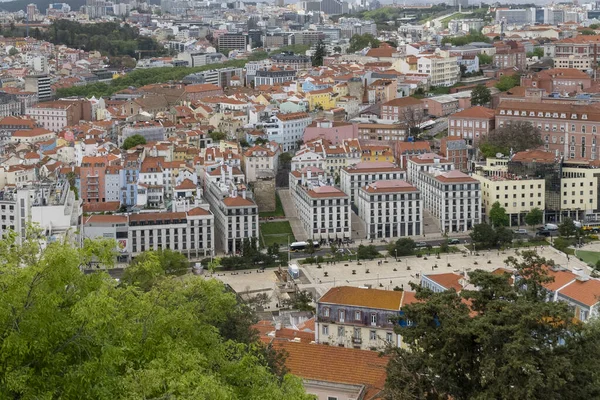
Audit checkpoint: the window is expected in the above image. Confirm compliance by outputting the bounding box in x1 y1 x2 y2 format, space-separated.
371 314 377 325
327 397 338 400
370 330 377 340
323 308 329 317
386 332 393 342
339 310 345 322
322 325 329 335
355 311 361 321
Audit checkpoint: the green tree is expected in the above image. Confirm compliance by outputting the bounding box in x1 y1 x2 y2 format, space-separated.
0 235 311 399
388 238 415 257
479 121 543 157
279 152 292 167
304 240 315 256
470 84 491 106
348 33 380 53
489 201 509 227
581 29 596 35
495 73 521 91
8 47 18 56
559 217 577 238
357 244 379 260
495 225 514 248
208 131 227 141
333 46 342 53
312 40 326 67
525 207 544 228
477 53 493 65
122 134 146 150
385 250 600 400
470 222 497 248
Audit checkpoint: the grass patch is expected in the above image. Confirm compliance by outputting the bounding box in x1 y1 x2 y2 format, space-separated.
260 221 295 247
575 250 600 265
259 192 285 218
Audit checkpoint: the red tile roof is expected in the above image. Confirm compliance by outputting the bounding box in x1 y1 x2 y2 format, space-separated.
272 341 389 399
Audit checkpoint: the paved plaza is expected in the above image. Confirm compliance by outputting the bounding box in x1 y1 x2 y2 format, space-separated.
212 244 589 311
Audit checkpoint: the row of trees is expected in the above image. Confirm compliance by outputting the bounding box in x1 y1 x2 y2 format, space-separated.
478 121 544 158
0 231 311 399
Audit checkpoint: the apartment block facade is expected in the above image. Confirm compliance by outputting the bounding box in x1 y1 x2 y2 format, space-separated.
357 180 422 239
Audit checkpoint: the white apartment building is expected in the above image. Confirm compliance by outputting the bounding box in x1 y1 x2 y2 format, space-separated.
291 148 325 171
417 53 460 87
339 161 406 204
264 112 312 152
419 169 481 234
25 101 75 132
406 153 454 191
127 208 214 258
290 168 350 241
204 167 259 254
242 143 280 182
0 180 80 243
357 180 422 239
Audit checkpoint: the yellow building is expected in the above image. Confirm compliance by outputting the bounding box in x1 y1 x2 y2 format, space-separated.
306 88 337 111
360 145 395 163
561 166 598 215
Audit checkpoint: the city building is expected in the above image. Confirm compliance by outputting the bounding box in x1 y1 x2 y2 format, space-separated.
80 156 107 203
440 137 470 172
290 168 350 241
204 165 259 254
24 74 51 102
270 53 312 71
495 101 600 161
419 169 481 233
0 180 80 244
254 68 296 86
217 33 249 52
380 97 425 122
339 161 405 203
25 100 91 132
264 112 312 152
357 180 422 239
315 286 417 350
521 68 592 94
127 208 214 258
448 106 495 147
242 143 280 182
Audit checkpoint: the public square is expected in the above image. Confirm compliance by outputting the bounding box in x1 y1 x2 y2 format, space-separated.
212 244 590 310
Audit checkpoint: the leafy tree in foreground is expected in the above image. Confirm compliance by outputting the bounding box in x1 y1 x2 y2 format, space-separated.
122 134 146 150
388 238 416 257
0 233 310 399
385 250 600 400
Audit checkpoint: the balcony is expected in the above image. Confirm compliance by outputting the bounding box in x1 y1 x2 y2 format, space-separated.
352 337 362 344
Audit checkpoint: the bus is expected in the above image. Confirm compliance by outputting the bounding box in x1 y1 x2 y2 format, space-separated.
289 241 321 252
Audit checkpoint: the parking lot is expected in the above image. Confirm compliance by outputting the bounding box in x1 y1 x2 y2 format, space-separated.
212 244 588 311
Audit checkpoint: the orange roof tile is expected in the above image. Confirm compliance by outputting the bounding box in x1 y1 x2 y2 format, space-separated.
559 278 600 306
319 286 403 310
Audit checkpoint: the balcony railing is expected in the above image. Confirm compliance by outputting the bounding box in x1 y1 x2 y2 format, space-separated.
352 337 362 344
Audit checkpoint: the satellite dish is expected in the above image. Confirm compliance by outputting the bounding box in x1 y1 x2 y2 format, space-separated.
496 153 504 158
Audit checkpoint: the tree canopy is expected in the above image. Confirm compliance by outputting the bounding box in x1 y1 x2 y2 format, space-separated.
489 201 509 227
0 232 310 399
470 222 513 249
385 250 600 400
477 53 493 65
495 73 521 92
312 40 326 67
441 32 491 46
525 207 544 228
122 134 147 150
470 84 491 106
348 33 381 53
479 121 543 158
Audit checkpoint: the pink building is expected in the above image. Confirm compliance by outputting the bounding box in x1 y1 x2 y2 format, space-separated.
448 106 495 147
303 120 358 144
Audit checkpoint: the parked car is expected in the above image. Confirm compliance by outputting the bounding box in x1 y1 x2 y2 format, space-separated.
415 242 428 248
536 230 551 237
448 238 461 244
513 229 528 234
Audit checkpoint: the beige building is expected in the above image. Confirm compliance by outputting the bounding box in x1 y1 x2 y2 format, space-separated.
315 286 417 351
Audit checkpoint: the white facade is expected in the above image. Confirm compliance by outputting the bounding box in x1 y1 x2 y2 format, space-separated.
418 169 481 234
357 180 422 239
128 208 214 258
265 112 312 152
417 54 460 87
339 162 406 204
242 144 279 182
406 154 454 191
25 105 69 132
290 169 350 240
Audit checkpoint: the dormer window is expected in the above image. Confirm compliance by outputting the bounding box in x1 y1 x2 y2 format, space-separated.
546 112 551 117
507 110 513 115
583 114 588 120
553 113 559 118
500 110 506 115
538 112 543 117
572 114 577 119
560 113 566 118
529 112 535 116
521 111 526 116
